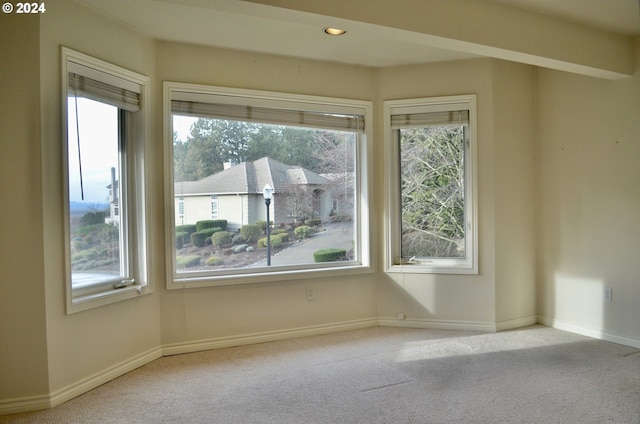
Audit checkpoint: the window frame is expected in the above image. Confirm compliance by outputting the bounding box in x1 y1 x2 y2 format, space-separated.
383 95 478 275
163 82 373 288
62 47 152 313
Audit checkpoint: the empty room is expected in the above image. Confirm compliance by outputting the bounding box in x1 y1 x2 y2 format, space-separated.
1 0 639 422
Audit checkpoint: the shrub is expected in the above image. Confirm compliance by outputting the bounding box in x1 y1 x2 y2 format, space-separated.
205 255 224 266
257 235 283 249
232 233 247 244
199 227 222 238
275 232 289 242
211 231 232 247
255 220 267 232
240 224 262 242
176 224 197 235
294 225 313 239
272 229 287 235
176 255 201 268
305 218 322 226
175 231 189 249
196 219 227 232
313 248 346 263
190 231 208 247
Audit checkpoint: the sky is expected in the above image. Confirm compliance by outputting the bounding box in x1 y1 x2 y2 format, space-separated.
67 101 198 204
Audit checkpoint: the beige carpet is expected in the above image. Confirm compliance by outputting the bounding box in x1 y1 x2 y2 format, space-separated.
2 325 639 423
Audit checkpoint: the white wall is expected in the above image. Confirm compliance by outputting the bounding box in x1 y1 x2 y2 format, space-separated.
536 38 640 346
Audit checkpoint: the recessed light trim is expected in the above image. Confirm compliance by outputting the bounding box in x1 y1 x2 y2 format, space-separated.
324 27 347 36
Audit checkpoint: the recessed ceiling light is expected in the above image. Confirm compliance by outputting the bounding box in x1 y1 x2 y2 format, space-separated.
324 27 347 36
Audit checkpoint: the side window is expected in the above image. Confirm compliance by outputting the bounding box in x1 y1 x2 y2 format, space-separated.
384 95 477 274
166 83 372 286
63 48 150 312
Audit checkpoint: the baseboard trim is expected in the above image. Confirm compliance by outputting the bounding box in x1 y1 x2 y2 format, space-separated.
378 317 497 332
496 315 538 332
0 346 162 416
162 317 379 356
538 315 640 349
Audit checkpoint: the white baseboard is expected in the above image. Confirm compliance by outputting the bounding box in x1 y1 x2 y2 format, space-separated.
538 315 640 349
378 317 497 332
496 315 539 332
0 346 163 416
162 317 379 356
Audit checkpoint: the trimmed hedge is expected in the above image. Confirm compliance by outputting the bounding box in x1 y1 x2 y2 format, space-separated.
240 224 262 242
205 255 224 266
199 227 222 238
313 248 346 263
257 235 283 249
211 230 232 247
176 224 197 235
305 218 322 226
176 231 189 249
196 219 228 232
176 255 201 268
294 225 313 239
190 231 208 247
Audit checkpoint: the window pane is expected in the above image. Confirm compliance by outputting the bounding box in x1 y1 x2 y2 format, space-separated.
68 97 125 288
399 126 465 259
173 116 357 273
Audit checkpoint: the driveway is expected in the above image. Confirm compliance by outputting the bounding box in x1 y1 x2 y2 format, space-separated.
250 222 354 267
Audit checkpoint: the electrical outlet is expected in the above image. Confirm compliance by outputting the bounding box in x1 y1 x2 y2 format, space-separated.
306 287 315 301
604 287 612 302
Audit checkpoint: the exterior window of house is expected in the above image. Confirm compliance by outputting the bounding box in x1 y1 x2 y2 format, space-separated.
63 48 150 313
210 195 218 219
384 95 477 274
166 82 372 287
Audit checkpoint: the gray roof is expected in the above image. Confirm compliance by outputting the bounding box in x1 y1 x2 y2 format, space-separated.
175 157 328 196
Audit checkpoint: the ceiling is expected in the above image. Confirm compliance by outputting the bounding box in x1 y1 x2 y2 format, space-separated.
75 0 640 69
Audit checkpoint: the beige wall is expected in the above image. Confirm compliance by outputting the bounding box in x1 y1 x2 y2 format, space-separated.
38 0 163 396
0 16 50 401
375 58 537 329
536 39 640 344
1 0 638 413
157 41 378 347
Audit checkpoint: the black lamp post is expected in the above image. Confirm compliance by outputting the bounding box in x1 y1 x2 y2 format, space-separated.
262 184 274 266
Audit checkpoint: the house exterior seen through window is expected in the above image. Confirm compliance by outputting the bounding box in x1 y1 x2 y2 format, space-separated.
166 83 372 286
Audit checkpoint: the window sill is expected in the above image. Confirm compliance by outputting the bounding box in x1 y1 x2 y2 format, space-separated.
67 284 150 314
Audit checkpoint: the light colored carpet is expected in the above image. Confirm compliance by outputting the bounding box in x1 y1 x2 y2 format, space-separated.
3 325 639 423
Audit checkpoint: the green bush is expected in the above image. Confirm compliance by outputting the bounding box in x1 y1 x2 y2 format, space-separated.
240 224 262 242
313 248 346 263
205 255 224 266
175 231 189 249
196 219 227 232
275 232 289 242
199 227 222 238
190 231 208 248
175 224 197 235
257 235 283 249
305 218 322 226
272 229 287 235
255 220 267 232
232 233 247 244
294 225 313 239
211 231 232 247
176 255 201 268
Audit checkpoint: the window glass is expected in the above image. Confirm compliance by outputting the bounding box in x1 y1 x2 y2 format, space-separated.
67 96 128 288
385 96 477 274
166 84 372 285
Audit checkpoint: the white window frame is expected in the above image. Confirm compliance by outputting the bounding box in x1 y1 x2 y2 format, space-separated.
164 82 373 288
384 95 478 274
62 48 152 313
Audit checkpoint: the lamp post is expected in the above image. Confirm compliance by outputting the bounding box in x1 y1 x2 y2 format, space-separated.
262 184 274 266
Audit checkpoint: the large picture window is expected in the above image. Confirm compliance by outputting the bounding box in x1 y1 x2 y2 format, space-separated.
384 95 477 274
63 48 150 312
165 83 372 287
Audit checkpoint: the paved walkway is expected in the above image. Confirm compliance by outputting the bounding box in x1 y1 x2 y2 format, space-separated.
250 222 354 267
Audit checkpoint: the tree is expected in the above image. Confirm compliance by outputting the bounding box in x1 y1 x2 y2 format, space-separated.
400 126 465 258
